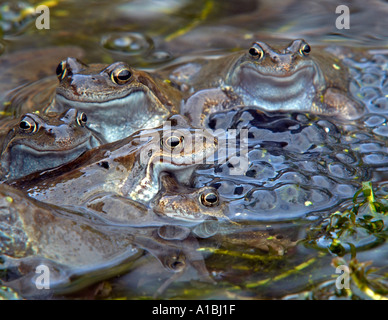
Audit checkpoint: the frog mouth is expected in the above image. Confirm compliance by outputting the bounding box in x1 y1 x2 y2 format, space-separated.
230 63 325 109
55 86 156 107
2 138 98 180
161 210 206 223
11 136 97 154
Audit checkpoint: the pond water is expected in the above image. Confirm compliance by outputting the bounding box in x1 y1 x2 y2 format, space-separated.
0 0 387 300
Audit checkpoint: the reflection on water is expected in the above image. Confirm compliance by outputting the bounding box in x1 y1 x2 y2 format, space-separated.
0 0 387 300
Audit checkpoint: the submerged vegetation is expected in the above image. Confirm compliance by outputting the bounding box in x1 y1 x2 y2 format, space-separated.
103 183 387 300
298 182 388 300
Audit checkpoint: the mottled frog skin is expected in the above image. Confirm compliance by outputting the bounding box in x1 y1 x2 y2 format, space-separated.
48 58 184 142
0 183 142 268
163 39 364 123
0 184 212 297
0 108 103 180
8 115 218 224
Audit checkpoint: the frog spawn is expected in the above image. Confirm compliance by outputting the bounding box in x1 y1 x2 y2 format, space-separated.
337 50 388 181
194 108 375 222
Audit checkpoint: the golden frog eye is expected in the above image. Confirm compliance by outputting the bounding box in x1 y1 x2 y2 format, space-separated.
248 43 264 60
19 118 37 133
111 67 132 85
299 43 311 56
76 112 87 126
164 135 184 150
56 60 67 81
200 191 219 207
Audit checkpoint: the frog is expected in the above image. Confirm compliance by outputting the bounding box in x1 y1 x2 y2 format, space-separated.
48 57 184 143
0 183 143 297
0 183 142 266
150 171 246 243
8 115 218 224
0 108 104 180
160 39 364 125
0 46 84 117
0 184 213 297
152 171 236 229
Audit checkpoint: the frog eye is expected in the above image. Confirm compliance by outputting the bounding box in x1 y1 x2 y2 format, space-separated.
248 43 264 60
76 112 87 126
56 60 67 81
111 67 132 85
299 43 311 56
200 190 219 207
19 118 37 133
164 135 184 150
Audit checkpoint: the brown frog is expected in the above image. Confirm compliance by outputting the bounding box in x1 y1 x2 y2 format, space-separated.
48 58 183 142
0 108 104 180
8 115 218 224
0 184 213 297
162 39 364 124
0 183 142 268
152 172 225 222
152 172 238 238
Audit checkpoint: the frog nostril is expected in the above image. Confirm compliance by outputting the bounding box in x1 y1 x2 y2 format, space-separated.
271 55 280 63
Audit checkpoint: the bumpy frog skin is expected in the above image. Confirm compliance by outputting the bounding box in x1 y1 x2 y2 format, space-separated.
0 183 142 270
9 115 218 224
163 39 363 121
49 58 183 142
0 108 103 180
227 40 325 110
0 184 212 296
226 39 363 118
